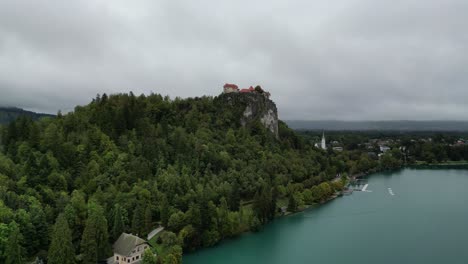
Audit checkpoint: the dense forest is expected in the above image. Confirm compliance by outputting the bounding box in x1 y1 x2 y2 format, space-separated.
0 107 54 125
0 93 349 264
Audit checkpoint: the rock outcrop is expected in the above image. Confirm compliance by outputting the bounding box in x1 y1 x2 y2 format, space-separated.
218 92 279 138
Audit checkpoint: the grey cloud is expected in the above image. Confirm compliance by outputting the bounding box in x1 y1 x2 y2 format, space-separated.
1 0 467 120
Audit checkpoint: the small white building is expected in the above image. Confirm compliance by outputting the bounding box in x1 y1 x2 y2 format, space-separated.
332 146 343 152
112 233 152 264
380 146 391 153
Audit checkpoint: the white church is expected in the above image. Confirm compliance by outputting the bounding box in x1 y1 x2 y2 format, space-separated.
314 132 327 150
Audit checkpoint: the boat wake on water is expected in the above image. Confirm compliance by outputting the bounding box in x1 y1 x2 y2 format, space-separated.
361 184 372 192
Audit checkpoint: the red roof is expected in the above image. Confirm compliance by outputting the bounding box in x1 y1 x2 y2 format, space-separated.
240 89 251 93
249 86 254 91
224 83 238 89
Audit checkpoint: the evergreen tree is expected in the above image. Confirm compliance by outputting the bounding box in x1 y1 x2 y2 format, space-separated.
160 196 170 227
68 190 88 245
0 223 10 263
186 203 201 230
48 214 75 264
287 193 298 212
14 209 35 256
252 183 273 224
229 181 241 211
217 198 230 239
81 219 98 264
112 204 125 240
80 202 110 263
5 221 24 264
132 204 144 236
29 201 49 253
144 205 153 234
80 229 97 264
269 186 278 220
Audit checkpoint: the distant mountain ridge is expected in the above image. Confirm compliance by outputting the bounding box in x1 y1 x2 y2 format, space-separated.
0 107 54 124
286 120 468 131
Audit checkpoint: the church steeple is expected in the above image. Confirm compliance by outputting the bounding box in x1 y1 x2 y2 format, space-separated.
321 131 326 150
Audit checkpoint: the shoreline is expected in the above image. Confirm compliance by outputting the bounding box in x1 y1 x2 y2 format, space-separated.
184 168 468 263
184 193 342 257
184 164 468 257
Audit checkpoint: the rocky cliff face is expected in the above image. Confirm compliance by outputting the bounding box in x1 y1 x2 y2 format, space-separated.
219 93 279 138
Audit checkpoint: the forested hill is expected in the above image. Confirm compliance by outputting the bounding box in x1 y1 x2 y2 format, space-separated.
0 107 54 124
0 92 346 263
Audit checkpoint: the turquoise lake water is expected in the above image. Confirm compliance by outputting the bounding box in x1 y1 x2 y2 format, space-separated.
184 168 468 264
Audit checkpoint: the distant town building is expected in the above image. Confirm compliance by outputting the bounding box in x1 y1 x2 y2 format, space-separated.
112 233 152 264
332 146 343 152
380 146 390 153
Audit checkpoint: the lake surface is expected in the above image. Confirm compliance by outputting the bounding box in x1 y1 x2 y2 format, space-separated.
184 168 468 264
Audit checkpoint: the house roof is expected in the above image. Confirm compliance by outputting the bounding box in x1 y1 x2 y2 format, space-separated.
113 233 147 256
224 83 238 89
240 89 251 93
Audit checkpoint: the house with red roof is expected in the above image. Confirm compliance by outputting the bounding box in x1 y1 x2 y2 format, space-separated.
223 83 271 99
223 83 239 93
240 86 255 93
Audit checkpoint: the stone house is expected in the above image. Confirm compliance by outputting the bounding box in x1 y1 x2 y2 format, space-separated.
112 233 152 264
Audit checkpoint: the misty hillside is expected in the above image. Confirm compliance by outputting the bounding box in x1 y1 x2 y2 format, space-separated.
0 107 54 124
286 120 468 131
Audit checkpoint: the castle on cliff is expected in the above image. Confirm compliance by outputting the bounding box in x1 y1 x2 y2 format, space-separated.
223 83 271 99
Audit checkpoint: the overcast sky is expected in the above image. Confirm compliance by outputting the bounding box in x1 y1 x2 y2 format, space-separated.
1 0 467 120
